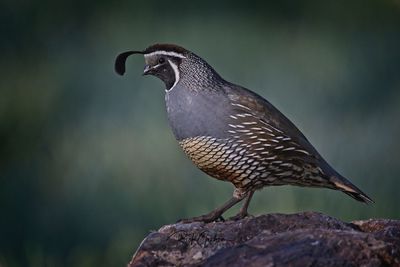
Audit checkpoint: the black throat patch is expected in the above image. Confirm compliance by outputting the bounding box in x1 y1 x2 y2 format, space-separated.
155 61 177 90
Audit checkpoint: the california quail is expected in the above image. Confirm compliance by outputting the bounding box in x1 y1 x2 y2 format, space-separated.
115 44 373 223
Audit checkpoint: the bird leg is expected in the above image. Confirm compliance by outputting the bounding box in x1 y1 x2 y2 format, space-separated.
229 191 255 221
178 191 246 223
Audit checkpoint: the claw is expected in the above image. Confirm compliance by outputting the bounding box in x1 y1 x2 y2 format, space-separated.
229 212 253 221
175 194 247 224
217 215 225 222
177 212 225 224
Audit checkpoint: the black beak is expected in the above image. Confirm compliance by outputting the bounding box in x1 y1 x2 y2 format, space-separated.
143 65 152 75
114 50 144 75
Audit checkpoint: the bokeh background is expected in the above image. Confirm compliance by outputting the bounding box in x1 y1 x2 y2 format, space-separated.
1 0 400 266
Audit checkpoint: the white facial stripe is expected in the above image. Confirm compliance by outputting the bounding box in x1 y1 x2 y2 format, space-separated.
144 51 186 59
153 63 162 69
167 59 179 91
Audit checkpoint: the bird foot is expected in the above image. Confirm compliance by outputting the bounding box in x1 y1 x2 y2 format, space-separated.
228 212 253 221
177 212 225 224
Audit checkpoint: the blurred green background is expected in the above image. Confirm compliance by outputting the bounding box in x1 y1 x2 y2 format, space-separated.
1 0 400 266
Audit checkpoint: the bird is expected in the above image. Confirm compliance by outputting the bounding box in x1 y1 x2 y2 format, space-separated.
114 43 373 223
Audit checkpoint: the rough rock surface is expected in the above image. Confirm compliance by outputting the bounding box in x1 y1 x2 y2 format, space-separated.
128 212 400 267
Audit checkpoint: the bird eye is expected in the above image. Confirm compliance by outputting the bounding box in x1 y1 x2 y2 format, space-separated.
158 57 165 64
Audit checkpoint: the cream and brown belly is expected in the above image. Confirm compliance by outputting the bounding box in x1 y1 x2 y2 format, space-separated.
179 136 328 190
180 136 277 189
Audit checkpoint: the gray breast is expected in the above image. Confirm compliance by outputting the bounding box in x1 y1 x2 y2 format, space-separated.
165 85 231 141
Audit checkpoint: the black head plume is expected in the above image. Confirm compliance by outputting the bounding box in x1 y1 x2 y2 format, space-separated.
115 50 144 75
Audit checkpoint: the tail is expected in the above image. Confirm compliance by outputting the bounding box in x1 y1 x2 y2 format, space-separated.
330 175 374 204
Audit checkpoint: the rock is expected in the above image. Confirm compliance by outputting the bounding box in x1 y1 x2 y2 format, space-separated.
128 212 400 267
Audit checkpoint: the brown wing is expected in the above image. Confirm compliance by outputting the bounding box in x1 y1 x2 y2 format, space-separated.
225 85 321 159
222 85 336 188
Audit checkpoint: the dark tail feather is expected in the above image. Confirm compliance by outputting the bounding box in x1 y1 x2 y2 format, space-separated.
342 189 374 204
330 176 374 204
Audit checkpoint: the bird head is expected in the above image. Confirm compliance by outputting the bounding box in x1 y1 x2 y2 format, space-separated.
115 43 223 91
115 44 190 90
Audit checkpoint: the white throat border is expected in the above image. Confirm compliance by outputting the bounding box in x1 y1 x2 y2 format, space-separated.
167 59 180 91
